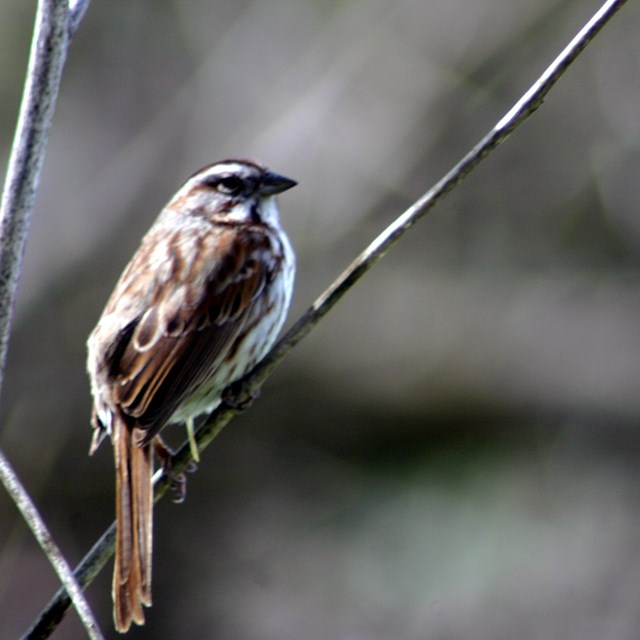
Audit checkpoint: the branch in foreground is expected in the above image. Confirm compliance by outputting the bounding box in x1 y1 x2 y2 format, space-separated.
0 0 97 638
23 0 627 636
0 449 104 640
0 0 69 394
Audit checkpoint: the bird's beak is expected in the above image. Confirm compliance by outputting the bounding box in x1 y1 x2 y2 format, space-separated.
259 170 297 196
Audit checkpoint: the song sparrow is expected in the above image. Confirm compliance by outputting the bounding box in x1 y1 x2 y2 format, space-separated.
87 159 296 632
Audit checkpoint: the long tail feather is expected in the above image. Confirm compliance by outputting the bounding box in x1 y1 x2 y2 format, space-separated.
113 416 153 632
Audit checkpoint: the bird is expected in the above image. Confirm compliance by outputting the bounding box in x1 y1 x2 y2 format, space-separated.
86 159 296 631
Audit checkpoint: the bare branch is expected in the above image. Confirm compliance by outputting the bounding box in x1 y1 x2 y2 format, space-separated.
189 0 629 465
69 0 91 37
22 525 116 640
0 450 104 639
0 0 69 399
23 0 628 635
0 0 93 387
0 0 96 637
0 0 87 387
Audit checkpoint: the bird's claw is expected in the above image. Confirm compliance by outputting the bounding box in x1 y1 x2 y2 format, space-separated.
222 382 260 410
154 436 196 503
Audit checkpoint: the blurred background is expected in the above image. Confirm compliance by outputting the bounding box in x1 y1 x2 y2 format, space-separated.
1 0 640 638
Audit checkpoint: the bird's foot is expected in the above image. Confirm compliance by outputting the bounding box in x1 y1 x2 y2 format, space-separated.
222 382 260 411
154 436 197 504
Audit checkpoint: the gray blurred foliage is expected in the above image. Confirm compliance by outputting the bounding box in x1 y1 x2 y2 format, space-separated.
1 0 640 638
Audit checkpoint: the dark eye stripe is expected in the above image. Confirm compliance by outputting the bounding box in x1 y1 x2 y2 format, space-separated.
217 176 244 194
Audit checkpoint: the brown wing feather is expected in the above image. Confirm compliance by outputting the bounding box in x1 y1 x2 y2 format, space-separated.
108 225 275 440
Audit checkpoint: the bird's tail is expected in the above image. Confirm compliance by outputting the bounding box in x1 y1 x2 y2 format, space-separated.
113 415 153 632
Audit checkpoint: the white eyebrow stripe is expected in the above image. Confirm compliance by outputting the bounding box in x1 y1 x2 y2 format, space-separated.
201 162 250 179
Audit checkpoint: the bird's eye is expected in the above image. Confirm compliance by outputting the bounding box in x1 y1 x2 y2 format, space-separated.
216 176 244 195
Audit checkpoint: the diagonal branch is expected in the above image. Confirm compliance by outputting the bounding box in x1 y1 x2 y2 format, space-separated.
22 0 628 636
0 450 104 640
184 0 629 471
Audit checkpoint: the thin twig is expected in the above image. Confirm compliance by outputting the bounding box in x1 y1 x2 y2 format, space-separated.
0 0 97 637
0 0 69 395
69 0 92 37
23 0 628 636
189 0 629 465
23 526 116 640
0 450 104 640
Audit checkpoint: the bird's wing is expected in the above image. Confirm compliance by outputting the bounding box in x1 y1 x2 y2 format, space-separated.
103 224 281 441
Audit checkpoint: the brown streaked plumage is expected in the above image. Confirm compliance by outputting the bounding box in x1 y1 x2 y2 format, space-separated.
87 160 296 632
